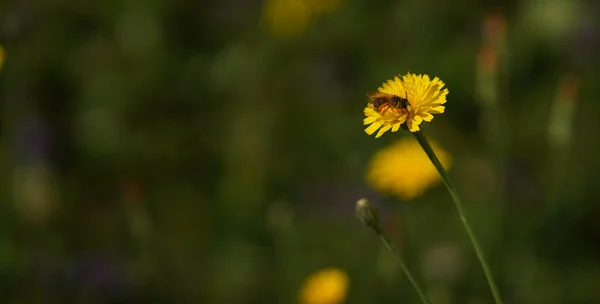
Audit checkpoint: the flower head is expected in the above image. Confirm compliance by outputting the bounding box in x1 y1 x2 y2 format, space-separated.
366 137 452 200
363 73 448 137
299 267 349 304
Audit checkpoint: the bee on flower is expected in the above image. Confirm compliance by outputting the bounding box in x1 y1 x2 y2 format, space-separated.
363 73 449 137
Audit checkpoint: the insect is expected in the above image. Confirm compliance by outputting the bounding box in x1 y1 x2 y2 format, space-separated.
367 91 410 114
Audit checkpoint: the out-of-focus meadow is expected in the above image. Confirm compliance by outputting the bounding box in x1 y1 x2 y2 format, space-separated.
1 0 600 303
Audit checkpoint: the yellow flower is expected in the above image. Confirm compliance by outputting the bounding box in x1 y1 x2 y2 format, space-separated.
262 0 342 37
367 137 452 200
299 267 349 304
263 0 312 37
363 73 449 137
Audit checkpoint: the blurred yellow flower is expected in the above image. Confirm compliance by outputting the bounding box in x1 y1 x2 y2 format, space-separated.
367 137 452 200
0 46 5 71
364 73 448 137
262 0 342 37
299 267 349 304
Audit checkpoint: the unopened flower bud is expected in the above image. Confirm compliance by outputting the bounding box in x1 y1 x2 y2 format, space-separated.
355 198 383 234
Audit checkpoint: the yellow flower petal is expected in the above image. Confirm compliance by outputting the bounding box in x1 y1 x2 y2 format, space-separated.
430 106 445 114
396 115 407 124
412 115 423 125
365 121 383 135
420 112 434 122
364 106 378 116
408 122 420 132
375 123 392 138
379 76 407 97
363 116 378 124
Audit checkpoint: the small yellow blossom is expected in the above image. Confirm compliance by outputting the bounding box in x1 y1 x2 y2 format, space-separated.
263 0 311 37
364 73 448 137
299 267 349 304
262 0 342 37
367 137 452 200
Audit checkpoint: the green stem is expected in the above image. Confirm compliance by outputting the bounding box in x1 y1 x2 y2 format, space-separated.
378 232 431 304
355 199 430 304
412 130 503 304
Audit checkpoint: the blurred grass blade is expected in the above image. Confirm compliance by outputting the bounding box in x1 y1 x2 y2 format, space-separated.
546 75 578 205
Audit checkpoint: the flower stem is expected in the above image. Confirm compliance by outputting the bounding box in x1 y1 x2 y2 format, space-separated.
412 130 503 304
355 199 431 304
378 233 431 304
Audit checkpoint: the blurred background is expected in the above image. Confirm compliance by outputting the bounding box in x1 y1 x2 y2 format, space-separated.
1 0 599 303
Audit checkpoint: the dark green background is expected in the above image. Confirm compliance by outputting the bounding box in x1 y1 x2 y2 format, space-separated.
1 0 599 303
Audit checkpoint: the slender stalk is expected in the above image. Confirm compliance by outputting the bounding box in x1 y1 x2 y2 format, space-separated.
378 233 431 304
355 199 431 304
412 131 503 304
